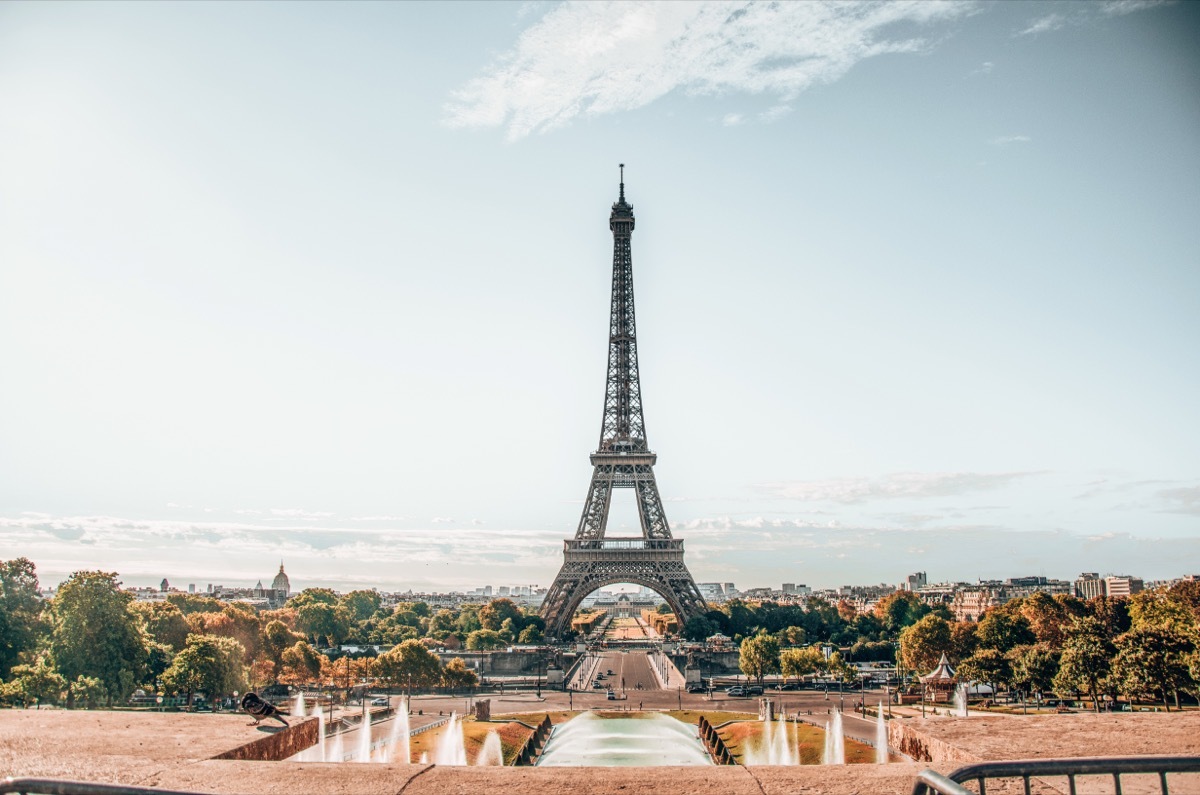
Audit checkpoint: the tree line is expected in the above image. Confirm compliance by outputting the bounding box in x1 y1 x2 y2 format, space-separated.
0 560 545 708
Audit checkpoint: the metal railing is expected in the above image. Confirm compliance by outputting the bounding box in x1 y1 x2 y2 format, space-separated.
912 756 1200 795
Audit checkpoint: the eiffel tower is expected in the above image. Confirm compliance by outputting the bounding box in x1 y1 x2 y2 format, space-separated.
540 167 707 639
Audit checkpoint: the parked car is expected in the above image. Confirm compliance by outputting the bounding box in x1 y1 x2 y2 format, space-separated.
746 686 764 696
726 686 748 697
592 681 604 689
774 682 800 691
686 684 706 693
371 697 389 706
606 669 614 676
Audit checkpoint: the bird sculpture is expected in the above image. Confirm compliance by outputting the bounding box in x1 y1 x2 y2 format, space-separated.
240 692 289 727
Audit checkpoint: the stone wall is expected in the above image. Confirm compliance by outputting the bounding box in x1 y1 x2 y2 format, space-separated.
886 718 982 765
212 716 319 762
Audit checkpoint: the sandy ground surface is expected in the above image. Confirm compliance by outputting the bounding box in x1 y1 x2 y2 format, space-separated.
4 707 1199 794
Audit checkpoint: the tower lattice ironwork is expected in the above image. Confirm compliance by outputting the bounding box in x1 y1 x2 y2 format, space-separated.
541 167 707 639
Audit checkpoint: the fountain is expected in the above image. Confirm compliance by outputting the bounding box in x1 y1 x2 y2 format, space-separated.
538 712 711 766
327 727 345 763
292 692 306 720
875 702 887 764
822 710 845 765
434 713 468 766
355 709 372 763
381 697 411 764
744 711 800 765
954 684 969 717
476 731 504 766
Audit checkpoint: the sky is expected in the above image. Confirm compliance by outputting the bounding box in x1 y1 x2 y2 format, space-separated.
1 0 1198 596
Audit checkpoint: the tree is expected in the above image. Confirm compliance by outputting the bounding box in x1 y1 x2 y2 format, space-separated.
1053 616 1113 712
975 610 1035 653
738 632 780 684
278 641 324 686
874 591 928 633
262 620 306 678
1112 626 1195 711
1009 644 1059 702
780 646 823 682
340 590 382 622
71 675 106 709
899 614 953 672
4 653 65 707
161 635 247 709
466 629 506 651
376 639 442 692
517 625 544 644
1128 589 1198 636
949 622 979 662
441 657 479 690
295 601 351 648
956 649 1011 696
656 602 673 615
130 601 191 651
682 615 717 642
479 599 522 632
0 558 44 680
776 626 807 647
50 571 147 707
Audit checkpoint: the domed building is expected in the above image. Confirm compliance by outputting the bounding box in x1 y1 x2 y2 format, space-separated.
268 562 290 608
272 562 290 596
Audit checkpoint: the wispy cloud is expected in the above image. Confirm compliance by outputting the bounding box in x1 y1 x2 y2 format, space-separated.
754 471 1041 504
445 1 974 140
990 134 1031 146
1018 14 1068 36
269 508 333 520
722 113 745 127
1099 0 1170 16
1158 485 1200 516
759 104 793 123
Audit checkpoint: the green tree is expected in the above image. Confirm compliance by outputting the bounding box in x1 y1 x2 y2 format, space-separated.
340 590 382 622
0 558 44 680
376 639 442 691
4 653 66 707
874 591 929 633
779 646 823 682
161 635 247 709
479 599 522 632
517 624 544 644
975 610 1036 653
50 571 147 707
466 629 507 651
956 648 1011 696
738 632 781 685
1009 644 1059 702
776 626 808 647
130 601 191 651
165 593 224 615
295 602 351 648
656 602 673 615
1053 616 1113 712
440 657 479 690
71 675 106 709
262 620 306 677
427 609 457 638
899 613 953 673
455 606 483 635
1112 626 1195 711
682 615 717 642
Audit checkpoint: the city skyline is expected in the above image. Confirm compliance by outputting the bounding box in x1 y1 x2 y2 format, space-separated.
2 1 1198 594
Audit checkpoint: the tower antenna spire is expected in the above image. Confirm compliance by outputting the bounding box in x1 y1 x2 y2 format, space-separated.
619 163 625 202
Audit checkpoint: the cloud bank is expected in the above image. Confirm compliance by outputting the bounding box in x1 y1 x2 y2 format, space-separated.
445 1 974 139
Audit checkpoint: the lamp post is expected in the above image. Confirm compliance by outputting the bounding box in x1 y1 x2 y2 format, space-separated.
156 695 163 713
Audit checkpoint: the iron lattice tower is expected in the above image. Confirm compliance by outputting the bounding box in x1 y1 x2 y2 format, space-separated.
541 168 707 639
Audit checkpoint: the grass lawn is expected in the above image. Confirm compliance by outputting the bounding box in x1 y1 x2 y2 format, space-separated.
716 719 878 765
408 717 534 765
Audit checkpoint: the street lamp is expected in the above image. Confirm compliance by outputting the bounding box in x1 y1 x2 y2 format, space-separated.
156 695 163 713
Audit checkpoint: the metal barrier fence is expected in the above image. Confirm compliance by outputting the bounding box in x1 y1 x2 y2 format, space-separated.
912 755 1200 795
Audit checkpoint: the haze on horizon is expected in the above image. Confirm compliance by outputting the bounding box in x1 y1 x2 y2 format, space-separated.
1 1 1198 595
